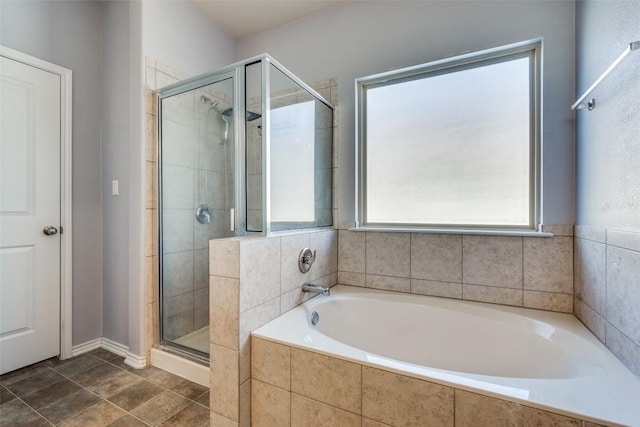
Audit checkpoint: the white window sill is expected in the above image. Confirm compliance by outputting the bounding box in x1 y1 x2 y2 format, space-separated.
349 226 553 238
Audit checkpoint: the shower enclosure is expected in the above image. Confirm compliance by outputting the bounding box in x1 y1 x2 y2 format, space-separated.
157 55 333 360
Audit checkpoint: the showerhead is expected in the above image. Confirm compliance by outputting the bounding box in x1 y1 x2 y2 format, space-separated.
200 95 220 111
221 108 262 122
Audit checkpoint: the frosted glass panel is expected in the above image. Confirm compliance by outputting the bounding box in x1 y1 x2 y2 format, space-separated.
269 64 333 231
365 57 531 226
271 101 315 221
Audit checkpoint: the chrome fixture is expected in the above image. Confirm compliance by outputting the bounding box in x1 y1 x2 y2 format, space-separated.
203 93 261 122
43 226 58 236
571 41 639 111
310 311 319 326
200 95 219 111
298 248 316 273
302 282 330 296
220 107 261 122
575 98 596 111
195 204 212 224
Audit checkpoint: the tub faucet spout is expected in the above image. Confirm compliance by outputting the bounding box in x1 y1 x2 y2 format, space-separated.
302 282 330 296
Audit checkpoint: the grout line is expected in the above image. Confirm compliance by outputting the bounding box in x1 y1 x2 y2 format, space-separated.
360 364 363 420
409 232 412 292
289 346 293 424
460 234 464 290
521 236 525 306
31 366 112 426
453 388 456 426
52 357 156 425
9 392 55 426
364 231 367 287
603 238 608 346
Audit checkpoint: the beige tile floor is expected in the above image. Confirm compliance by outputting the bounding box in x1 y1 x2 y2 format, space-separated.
0 349 209 426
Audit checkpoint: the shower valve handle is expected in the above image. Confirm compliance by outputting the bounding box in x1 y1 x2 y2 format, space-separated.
298 248 317 273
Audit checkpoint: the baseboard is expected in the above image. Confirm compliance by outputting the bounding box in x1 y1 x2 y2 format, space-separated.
101 338 128 358
71 338 102 357
71 338 148 368
124 352 147 369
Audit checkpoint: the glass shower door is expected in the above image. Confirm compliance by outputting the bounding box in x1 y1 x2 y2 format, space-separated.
159 76 234 356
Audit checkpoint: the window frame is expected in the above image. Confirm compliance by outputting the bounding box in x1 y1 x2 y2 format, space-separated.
355 39 542 233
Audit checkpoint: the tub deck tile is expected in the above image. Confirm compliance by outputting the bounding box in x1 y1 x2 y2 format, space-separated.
455 389 585 427
290 347 361 414
251 379 290 427
362 366 454 427
291 393 360 427
454 390 520 427
252 337 291 390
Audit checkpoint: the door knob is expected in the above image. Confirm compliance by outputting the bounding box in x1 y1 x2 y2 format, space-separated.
43 226 58 236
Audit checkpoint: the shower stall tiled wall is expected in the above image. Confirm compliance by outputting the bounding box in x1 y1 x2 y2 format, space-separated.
146 55 336 362
144 58 233 358
160 80 234 352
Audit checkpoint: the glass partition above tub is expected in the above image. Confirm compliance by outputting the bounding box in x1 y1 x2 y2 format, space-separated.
157 55 333 238
268 63 333 232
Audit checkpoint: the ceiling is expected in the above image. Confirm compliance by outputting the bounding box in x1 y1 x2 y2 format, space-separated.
189 0 346 40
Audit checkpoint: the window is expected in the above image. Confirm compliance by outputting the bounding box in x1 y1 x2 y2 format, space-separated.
356 40 541 231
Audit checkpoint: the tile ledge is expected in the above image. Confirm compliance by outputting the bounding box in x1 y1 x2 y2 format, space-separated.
350 226 553 238
605 228 640 252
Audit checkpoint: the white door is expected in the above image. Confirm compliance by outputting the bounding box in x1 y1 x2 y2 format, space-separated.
0 55 61 374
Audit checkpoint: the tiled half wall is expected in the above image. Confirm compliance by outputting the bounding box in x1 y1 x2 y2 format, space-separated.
338 225 575 314
574 226 640 378
250 336 608 426
209 229 338 425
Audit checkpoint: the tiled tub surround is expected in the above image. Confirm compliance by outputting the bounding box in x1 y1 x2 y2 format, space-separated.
209 228 338 425
338 226 575 313
251 286 640 426
574 226 640 378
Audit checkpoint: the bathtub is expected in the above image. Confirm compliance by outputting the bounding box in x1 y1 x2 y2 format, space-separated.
252 285 640 426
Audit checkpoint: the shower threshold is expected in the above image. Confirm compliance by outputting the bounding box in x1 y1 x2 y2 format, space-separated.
173 325 210 354
150 344 209 387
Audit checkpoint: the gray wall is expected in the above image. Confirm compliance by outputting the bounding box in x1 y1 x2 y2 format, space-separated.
0 0 104 345
575 1 640 229
573 1 640 377
99 0 237 353
0 0 236 353
238 0 576 227
102 0 131 347
139 0 236 356
142 0 237 78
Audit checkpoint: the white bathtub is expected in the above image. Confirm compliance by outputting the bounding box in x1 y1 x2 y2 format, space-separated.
253 285 640 426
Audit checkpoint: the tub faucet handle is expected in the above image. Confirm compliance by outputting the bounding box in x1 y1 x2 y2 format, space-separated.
298 248 316 273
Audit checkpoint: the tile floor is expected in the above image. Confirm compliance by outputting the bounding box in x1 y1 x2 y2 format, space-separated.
0 349 209 426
